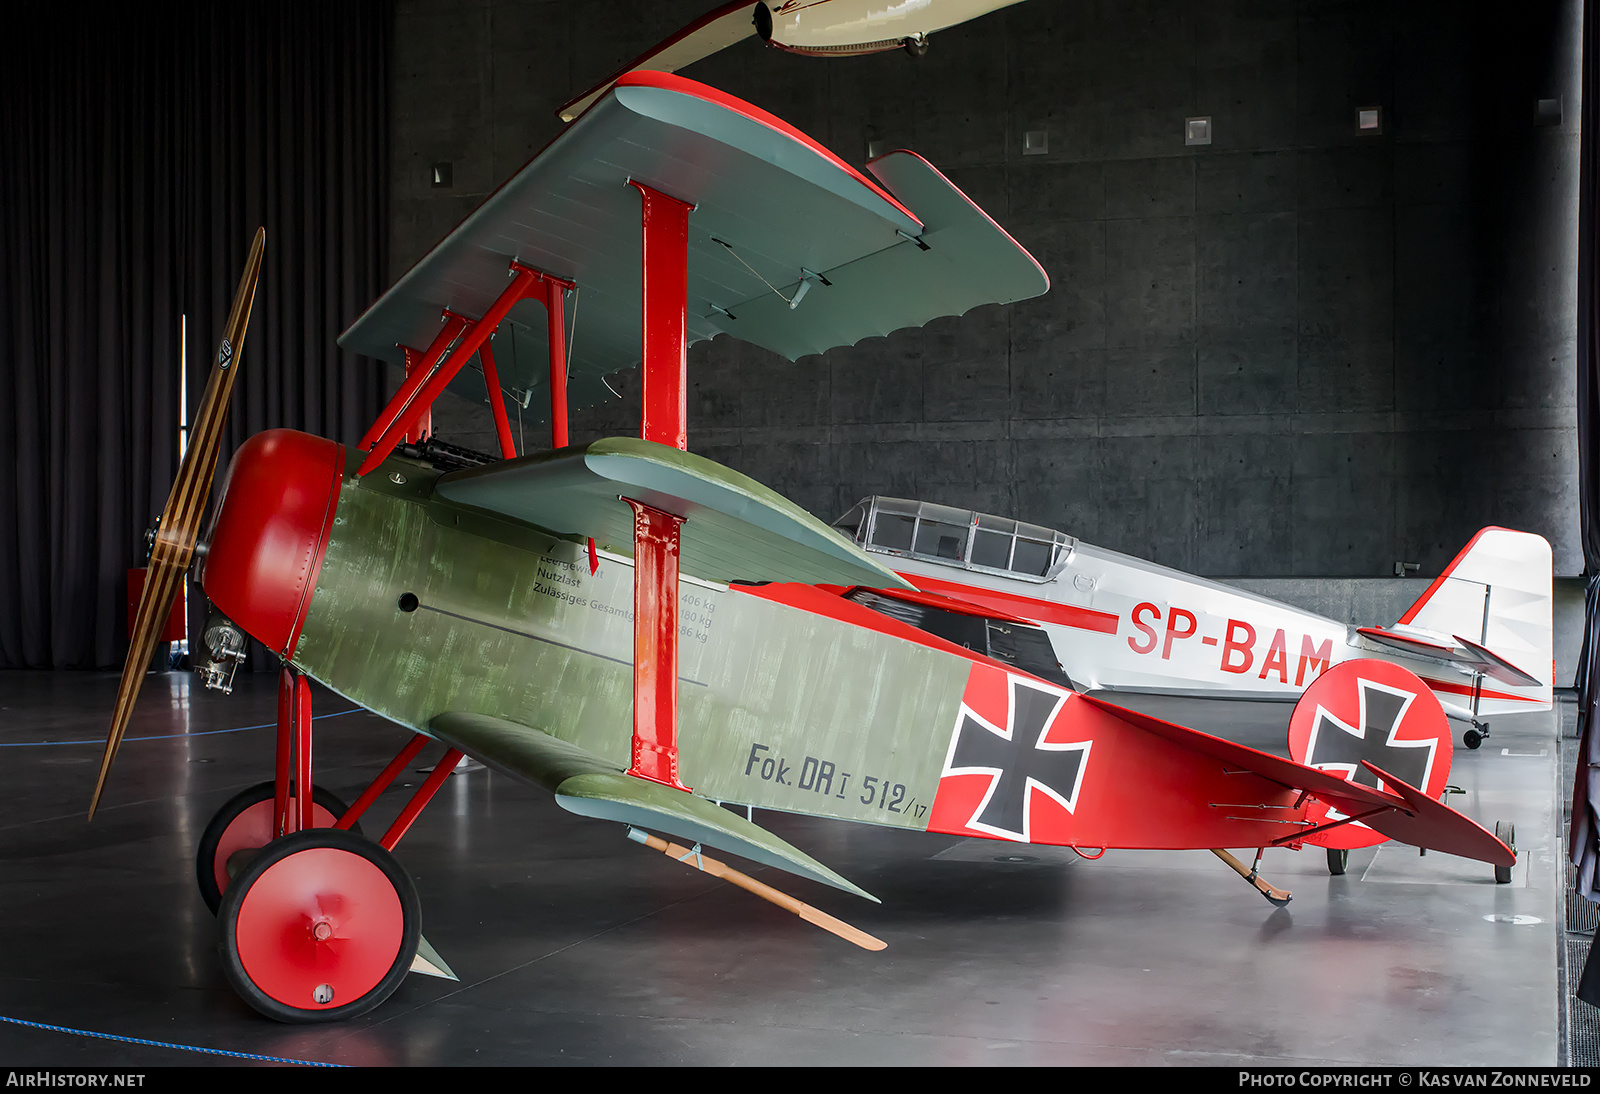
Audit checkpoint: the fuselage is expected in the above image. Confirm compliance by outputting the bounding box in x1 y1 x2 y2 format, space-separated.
193 430 1338 854
832 498 1552 722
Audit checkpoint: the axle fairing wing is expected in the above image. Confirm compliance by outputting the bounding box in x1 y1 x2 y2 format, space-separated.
338 71 1046 417
429 712 876 900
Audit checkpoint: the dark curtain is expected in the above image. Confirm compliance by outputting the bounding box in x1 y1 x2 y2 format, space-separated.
0 3 391 669
1575 0 1600 1005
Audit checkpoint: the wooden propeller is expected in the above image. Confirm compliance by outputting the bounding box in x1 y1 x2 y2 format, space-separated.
90 228 266 819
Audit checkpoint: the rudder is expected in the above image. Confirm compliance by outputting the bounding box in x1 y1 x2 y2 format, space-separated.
1395 528 1553 696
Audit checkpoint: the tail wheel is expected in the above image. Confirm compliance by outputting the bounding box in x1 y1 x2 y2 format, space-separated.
219 828 419 1023
1326 848 1349 876
196 781 360 914
1494 821 1516 884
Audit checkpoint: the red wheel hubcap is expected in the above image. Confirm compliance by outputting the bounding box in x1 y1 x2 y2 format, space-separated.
235 847 404 1010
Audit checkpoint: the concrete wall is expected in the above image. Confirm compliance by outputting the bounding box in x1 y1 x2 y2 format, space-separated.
390 0 1583 579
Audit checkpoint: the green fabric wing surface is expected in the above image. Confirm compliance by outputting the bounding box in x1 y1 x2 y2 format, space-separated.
434 436 913 589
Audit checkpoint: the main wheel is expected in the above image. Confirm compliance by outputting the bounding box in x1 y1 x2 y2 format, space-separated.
218 828 419 1023
1494 821 1516 884
1326 847 1349 876
196 781 358 914
1463 728 1483 750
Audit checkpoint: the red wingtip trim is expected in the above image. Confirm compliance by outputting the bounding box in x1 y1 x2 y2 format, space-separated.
614 70 923 230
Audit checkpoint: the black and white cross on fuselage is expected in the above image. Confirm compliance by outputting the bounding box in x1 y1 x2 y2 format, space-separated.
1305 678 1435 792
946 677 1091 841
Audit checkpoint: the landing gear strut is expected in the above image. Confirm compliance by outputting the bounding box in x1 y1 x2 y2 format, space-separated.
1462 671 1489 749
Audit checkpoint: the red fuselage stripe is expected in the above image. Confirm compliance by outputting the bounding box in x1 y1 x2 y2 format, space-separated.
1418 676 1541 703
897 573 1121 635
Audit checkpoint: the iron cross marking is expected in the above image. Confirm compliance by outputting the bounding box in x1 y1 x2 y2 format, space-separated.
1305 680 1435 791
948 679 1090 840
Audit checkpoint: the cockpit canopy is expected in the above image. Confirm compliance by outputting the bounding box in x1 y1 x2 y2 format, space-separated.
833 497 1075 583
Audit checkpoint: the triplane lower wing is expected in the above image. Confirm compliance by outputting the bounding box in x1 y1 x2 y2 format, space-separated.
98 70 1512 1025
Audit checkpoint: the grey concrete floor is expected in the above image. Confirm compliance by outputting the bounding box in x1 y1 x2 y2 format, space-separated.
0 669 1563 1066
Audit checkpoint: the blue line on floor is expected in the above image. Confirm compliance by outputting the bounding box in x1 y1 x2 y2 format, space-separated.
0 707 364 748
0 1013 344 1066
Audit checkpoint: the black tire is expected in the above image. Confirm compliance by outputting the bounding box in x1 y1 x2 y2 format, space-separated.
904 36 929 57
1494 821 1516 884
1326 847 1349 876
1463 729 1482 750
218 828 419 1023
196 781 359 914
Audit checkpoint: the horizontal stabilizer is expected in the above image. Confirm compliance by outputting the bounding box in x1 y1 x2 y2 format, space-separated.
1356 627 1542 688
1080 697 1514 867
435 437 913 590
1452 635 1542 687
430 712 877 900
1356 761 1514 866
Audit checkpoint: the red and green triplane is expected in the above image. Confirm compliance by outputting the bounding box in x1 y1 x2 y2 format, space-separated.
96 71 1514 1024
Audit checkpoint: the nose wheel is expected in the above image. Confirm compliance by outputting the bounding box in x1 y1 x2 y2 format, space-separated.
195 781 358 913
218 828 419 1023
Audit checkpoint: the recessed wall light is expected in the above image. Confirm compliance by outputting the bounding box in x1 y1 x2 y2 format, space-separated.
1185 117 1212 146
1357 107 1381 132
431 162 453 189
1023 130 1048 156
1537 98 1562 126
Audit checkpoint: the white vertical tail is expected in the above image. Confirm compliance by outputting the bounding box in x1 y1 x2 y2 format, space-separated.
1394 528 1553 698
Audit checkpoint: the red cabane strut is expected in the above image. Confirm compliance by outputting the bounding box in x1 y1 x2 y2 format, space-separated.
357 262 574 473
351 180 697 796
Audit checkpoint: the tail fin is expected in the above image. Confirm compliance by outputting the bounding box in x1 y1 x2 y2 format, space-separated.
1393 528 1553 702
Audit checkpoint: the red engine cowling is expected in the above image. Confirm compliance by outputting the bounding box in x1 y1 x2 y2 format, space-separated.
202 429 345 657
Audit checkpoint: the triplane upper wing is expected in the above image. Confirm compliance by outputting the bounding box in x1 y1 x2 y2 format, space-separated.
340 70 1047 440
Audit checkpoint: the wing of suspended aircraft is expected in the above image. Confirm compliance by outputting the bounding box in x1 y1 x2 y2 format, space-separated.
340 69 1048 428
558 2 760 123
557 2 1036 123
